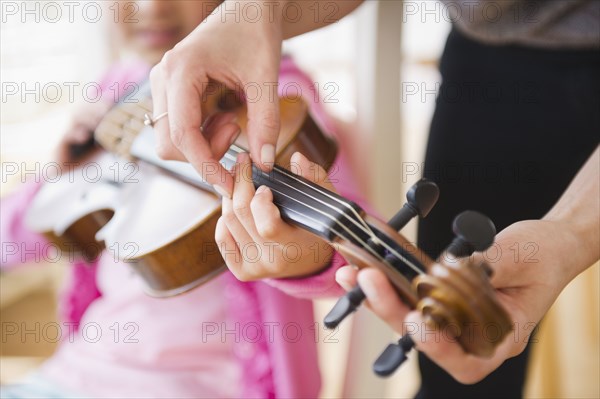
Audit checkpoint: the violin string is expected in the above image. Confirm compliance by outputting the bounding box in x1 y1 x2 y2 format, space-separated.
274 165 383 246
222 149 425 276
264 173 425 276
223 149 385 260
228 142 375 237
223 148 425 276
269 189 403 274
269 187 391 264
225 146 374 236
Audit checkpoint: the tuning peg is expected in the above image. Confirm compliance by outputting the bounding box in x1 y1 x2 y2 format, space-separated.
373 334 415 377
446 211 496 257
323 286 365 329
323 179 440 330
372 211 498 377
388 179 439 231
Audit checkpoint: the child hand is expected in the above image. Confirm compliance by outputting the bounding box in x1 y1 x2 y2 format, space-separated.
54 101 112 166
215 151 335 280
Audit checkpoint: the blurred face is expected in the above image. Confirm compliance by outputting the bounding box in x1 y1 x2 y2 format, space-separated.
114 0 220 64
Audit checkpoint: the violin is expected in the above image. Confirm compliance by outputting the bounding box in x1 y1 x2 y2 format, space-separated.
26 84 511 376
26 84 338 297
24 151 121 261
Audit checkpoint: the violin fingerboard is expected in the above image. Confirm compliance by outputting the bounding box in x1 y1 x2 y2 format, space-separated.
251 164 366 242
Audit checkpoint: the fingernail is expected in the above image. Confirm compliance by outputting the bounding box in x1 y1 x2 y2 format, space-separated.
335 274 351 291
291 151 302 163
261 144 275 167
255 185 268 194
213 184 231 199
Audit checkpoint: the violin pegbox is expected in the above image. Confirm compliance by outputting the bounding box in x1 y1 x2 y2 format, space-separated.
373 211 512 376
413 211 511 356
414 254 512 357
324 179 440 329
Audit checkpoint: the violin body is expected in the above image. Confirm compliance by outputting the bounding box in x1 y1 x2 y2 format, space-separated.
24 153 120 261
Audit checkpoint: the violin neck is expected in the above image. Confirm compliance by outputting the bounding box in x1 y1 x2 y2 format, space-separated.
223 145 365 242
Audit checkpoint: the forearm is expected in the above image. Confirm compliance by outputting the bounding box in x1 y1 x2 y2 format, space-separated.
217 0 363 39
543 146 600 280
279 0 364 39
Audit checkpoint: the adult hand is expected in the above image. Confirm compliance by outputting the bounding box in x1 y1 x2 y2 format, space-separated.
336 147 598 382
150 0 285 198
335 218 580 383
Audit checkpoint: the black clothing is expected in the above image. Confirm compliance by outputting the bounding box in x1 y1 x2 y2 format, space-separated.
416 28 599 399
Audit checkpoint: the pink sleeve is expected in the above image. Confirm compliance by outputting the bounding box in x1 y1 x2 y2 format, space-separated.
263 252 347 299
262 57 375 299
0 182 48 269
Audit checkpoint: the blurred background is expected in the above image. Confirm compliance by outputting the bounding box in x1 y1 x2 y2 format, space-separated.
1 1 598 398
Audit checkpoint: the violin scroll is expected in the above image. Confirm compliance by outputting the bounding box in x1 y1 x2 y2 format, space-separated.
413 255 512 356
372 211 511 376
413 210 510 355
324 179 439 329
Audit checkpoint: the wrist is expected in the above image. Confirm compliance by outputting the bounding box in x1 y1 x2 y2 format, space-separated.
542 212 599 282
280 245 334 280
541 147 599 280
222 0 287 26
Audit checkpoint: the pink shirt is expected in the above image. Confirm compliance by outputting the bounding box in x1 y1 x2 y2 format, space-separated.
1 57 367 398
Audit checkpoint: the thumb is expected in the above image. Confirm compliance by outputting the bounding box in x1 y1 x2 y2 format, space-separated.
290 152 335 191
245 80 280 172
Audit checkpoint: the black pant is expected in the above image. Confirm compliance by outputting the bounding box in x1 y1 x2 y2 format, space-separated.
415 28 599 399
